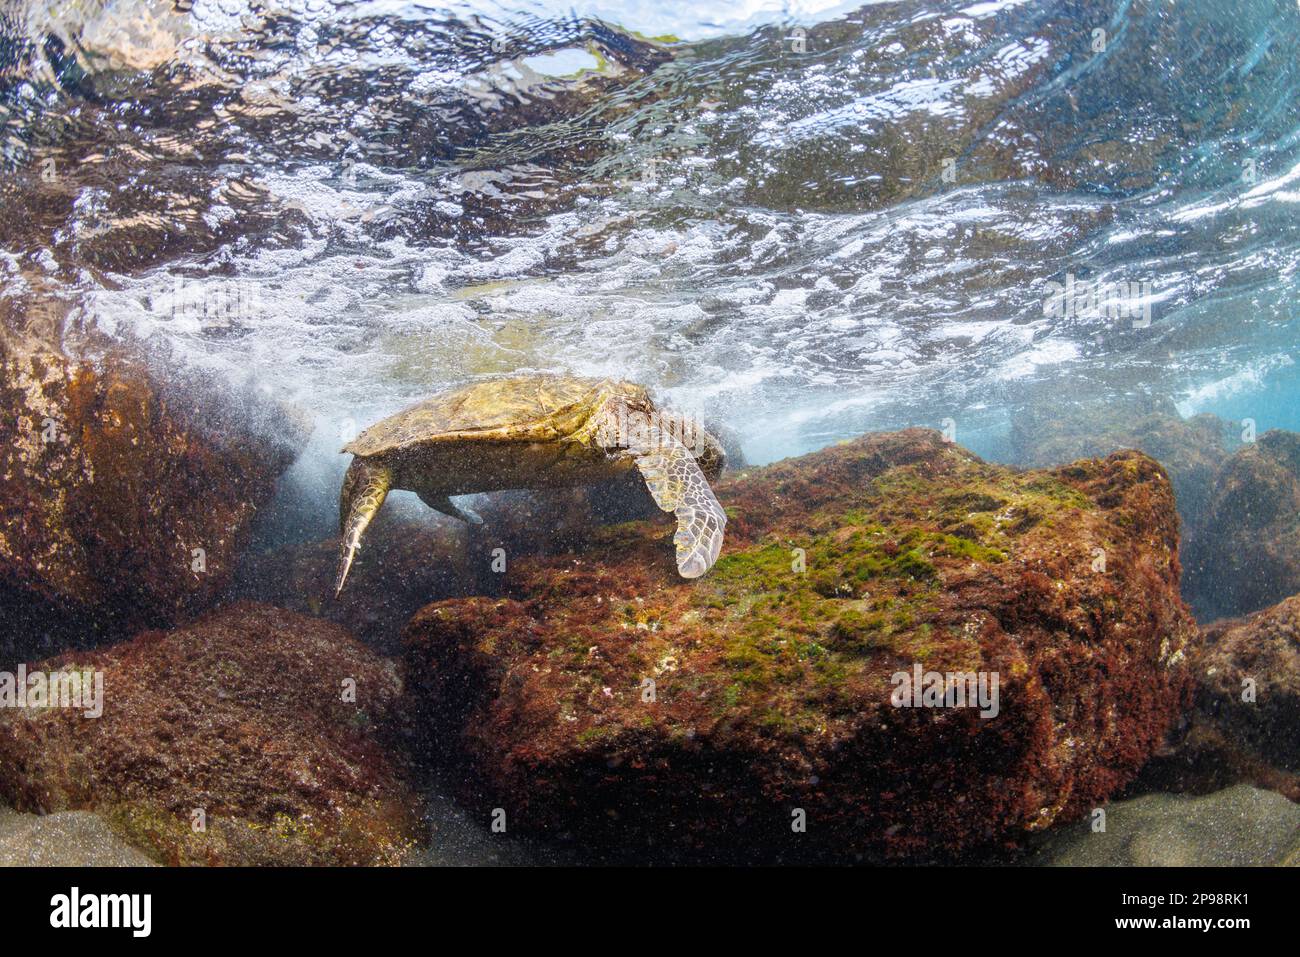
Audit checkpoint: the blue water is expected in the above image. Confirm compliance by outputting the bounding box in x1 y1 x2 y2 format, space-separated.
0 0 1297 485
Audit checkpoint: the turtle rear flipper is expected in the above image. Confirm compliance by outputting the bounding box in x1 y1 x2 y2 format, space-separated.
417 491 484 525
602 412 726 578
335 459 393 597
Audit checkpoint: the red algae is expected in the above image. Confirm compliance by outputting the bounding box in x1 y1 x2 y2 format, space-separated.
0 343 301 636
402 429 1197 859
0 602 421 865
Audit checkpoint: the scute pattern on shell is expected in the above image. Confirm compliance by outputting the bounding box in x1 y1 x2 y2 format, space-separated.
342 374 636 457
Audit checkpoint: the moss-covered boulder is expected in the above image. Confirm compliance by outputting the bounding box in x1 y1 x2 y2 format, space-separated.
1009 403 1239 536
0 602 421 865
1183 430 1300 621
0 343 304 651
1191 593 1300 773
401 429 1196 860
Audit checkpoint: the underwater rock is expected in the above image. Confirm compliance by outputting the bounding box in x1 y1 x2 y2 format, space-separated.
0 344 304 650
231 492 648 657
233 490 659 656
1127 710 1300 806
1191 594 1300 773
1009 403 1239 536
1034 784 1300 867
401 428 1196 859
0 602 420 865
232 515 478 655
1181 430 1300 621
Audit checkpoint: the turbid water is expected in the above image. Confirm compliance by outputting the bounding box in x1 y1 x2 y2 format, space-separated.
6 1 1299 492
2 0 1298 866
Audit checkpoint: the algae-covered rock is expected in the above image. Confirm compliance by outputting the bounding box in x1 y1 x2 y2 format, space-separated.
1183 430 1300 621
0 602 420 865
1193 593 1300 772
1035 784 1300 867
402 428 1196 859
1010 403 1239 536
232 515 478 655
1129 588 1300 802
0 342 305 647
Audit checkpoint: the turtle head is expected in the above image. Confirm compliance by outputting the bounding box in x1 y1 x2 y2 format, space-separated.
662 413 727 482
694 427 727 483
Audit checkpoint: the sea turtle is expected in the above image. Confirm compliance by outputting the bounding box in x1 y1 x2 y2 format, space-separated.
334 374 728 595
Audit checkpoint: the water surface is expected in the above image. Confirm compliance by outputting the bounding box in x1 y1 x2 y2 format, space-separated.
4 0 1297 483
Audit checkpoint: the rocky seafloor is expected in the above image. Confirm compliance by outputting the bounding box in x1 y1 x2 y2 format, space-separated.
1 355 1298 865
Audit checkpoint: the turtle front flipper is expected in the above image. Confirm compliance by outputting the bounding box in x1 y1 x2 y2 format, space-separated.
335 459 393 597
600 410 727 578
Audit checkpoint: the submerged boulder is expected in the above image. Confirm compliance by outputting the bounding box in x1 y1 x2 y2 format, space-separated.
1009 403 1239 536
1128 709 1300 805
402 429 1196 860
0 343 304 651
1182 430 1300 621
1192 594 1300 773
232 515 478 655
0 602 420 865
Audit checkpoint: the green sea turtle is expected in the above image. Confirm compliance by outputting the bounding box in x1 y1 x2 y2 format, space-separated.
334 374 728 595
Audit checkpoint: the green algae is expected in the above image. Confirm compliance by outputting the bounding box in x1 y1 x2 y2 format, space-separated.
892 548 937 581
104 800 416 867
491 449 1104 746
682 458 1097 715
577 724 621 746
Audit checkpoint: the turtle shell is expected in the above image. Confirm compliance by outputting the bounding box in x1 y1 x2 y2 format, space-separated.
343 374 645 456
